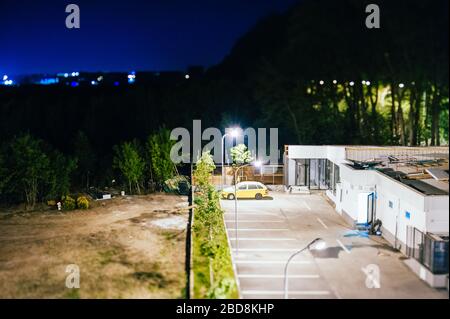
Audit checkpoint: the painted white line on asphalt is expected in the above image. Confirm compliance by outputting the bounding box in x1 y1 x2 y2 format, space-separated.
229 238 296 241
241 290 330 296
235 260 311 264
317 218 328 229
303 201 312 211
224 220 284 223
336 239 351 254
227 228 288 231
238 274 319 279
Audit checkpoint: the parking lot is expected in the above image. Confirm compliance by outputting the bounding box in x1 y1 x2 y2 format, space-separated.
220 192 448 299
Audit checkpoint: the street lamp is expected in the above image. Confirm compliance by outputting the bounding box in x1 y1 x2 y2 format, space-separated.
234 160 262 256
283 238 327 299
221 128 240 190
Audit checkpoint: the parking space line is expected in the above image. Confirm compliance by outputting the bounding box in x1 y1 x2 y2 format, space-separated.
336 239 351 254
241 290 330 296
238 274 319 279
317 218 328 229
303 201 311 211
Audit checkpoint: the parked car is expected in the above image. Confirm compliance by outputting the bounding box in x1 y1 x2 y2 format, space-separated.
221 181 269 200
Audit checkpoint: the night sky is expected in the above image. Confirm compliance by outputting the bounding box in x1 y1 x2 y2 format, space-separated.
0 0 298 76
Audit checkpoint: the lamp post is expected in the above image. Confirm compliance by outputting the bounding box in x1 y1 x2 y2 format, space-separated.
234 160 262 256
221 129 239 190
283 238 326 299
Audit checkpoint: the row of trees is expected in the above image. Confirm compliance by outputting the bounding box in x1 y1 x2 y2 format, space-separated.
0 134 76 208
112 127 177 194
210 0 449 147
0 128 177 209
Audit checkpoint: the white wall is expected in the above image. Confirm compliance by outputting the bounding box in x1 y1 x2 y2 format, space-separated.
336 165 446 247
285 145 449 246
286 145 329 159
424 196 449 234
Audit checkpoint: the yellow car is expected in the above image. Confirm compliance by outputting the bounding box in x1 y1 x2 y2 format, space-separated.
221 181 269 200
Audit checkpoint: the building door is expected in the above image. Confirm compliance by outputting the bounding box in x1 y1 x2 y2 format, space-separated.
357 192 375 224
309 159 320 189
295 159 309 186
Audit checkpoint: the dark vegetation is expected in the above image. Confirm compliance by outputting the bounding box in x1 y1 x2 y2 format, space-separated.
0 0 448 207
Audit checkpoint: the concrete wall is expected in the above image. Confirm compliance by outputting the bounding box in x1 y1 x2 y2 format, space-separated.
284 145 449 251
424 195 450 234
284 145 348 187
286 145 329 159
336 164 432 250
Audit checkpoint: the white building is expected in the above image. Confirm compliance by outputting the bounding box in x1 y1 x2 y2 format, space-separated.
284 145 449 287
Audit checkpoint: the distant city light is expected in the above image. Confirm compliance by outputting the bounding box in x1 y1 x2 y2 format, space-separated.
399 83 405 88
70 81 79 87
64 73 69 78
91 80 98 85
39 78 59 85
366 81 371 86
2 75 7 81
97 76 103 81
185 74 190 79
332 80 337 84
362 80 366 85
349 81 355 86
3 79 13 85
319 80 324 85
128 73 136 84
71 72 77 77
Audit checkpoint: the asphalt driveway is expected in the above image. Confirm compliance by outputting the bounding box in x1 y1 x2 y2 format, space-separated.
220 192 448 299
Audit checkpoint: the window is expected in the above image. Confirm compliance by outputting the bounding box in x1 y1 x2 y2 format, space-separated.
388 200 393 209
238 184 247 190
256 184 264 189
248 184 258 190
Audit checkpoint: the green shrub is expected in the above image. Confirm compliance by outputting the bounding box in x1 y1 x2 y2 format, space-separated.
192 151 238 299
63 195 76 210
76 196 89 209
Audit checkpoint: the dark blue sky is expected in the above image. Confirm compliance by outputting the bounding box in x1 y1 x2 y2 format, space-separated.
0 0 297 76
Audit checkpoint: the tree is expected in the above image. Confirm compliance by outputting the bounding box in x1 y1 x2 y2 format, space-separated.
229 144 253 185
193 151 216 191
46 150 77 200
6 134 50 209
73 131 96 189
113 142 145 194
230 144 252 165
0 152 8 195
146 128 177 185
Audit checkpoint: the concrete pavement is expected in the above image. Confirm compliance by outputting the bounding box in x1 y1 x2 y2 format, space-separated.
220 192 448 299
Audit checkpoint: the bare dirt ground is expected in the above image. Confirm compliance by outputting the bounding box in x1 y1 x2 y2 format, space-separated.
0 193 188 299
